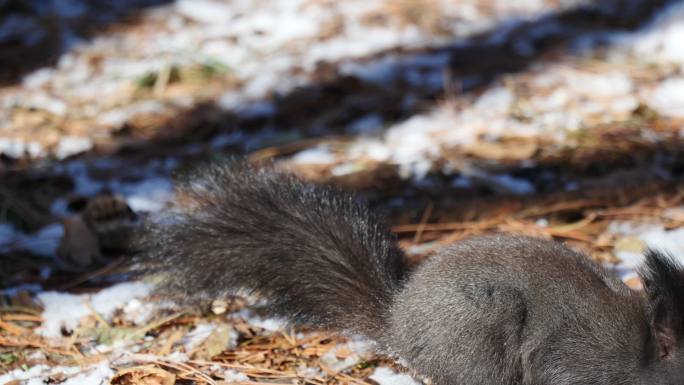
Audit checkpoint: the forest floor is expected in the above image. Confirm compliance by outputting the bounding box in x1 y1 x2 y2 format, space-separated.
2 0 684 384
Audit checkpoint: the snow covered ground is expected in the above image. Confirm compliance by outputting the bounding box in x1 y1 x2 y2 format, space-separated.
288 1 684 179
2 0 680 161
0 279 380 384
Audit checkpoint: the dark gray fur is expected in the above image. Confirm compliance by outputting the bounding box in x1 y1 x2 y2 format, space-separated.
134 162 407 339
134 163 684 385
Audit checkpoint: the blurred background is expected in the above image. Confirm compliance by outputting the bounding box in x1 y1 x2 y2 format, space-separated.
1 0 684 382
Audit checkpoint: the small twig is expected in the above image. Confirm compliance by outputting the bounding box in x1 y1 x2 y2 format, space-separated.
154 65 173 96
393 217 502 233
84 298 111 329
123 354 217 385
156 360 217 385
548 213 598 233
319 364 371 385
0 306 42 316
412 202 433 244
0 317 29 335
56 257 126 291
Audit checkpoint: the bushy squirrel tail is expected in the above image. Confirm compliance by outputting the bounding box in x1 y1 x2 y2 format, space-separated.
133 162 408 338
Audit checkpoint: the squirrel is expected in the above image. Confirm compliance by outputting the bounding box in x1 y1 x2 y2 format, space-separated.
134 161 684 385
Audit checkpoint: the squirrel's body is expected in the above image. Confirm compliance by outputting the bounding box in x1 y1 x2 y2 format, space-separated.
136 163 684 385
392 237 648 385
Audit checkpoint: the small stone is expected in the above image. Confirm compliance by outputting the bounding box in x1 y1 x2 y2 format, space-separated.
211 299 228 315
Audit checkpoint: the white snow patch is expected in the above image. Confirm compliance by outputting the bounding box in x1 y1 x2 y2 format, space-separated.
292 147 337 165
347 140 390 162
614 249 645 271
369 367 421 385
640 226 684 261
474 86 513 116
18 94 68 116
566 71 633 98
383 109 461 178
121 297 172 326
0 222 64 257
0 139 45 159
55 137 93 160
610 222 684 279
54 158 175 212
182 323 217 349
0 361 113 385
61 361 114 385
37 282 153 338
222 369 250 383
296 366 324 379
0 139 27 159
0 364 51 385
167 351 190 363
649 77 684 118
612 2 684 64
23 68 55 89
177 0 234 24
111 177 174 213
234 309 287 332
608 221 662 237
320 338 374 373
330 162 365 177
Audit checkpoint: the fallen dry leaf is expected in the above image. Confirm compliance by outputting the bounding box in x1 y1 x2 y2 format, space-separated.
111 365 176 385
196 324 235 359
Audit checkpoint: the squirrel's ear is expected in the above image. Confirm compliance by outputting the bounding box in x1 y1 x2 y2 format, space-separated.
638 249 684 359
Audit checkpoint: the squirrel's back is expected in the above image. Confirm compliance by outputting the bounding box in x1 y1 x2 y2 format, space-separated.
389 235 648 385
134 162 407 338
